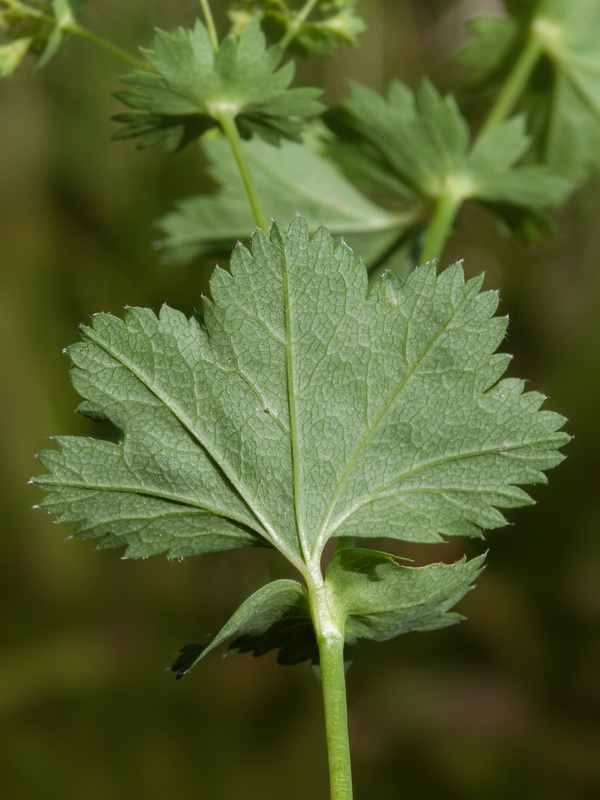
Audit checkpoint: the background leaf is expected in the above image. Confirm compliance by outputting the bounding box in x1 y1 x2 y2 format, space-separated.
159 133 410 266
228 0 366 57
327 79 572 241
0 0 83 72
0 35 30 76
456 0 600 179
114 18 323 152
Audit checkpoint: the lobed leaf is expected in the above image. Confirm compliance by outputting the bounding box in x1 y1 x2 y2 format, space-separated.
113 18 323 152
327 80 572 241
35 218 568 565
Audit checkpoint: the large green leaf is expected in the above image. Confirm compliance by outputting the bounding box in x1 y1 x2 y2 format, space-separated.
159 134 409 266
113 17 323 152
457 0 600 179
35 218 567 565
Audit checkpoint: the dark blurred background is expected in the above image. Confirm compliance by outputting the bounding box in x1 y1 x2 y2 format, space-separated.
1 1 599 798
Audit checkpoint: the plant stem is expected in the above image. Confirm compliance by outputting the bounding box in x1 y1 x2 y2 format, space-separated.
418 191 460 265
279 0 321 51
199 0 269 232
309 580 353 800
64 24 147 69
417 22 546 265
217 112 270 231
479 28 544 132
197 2 268 230
198 0 220 53
319 636 353 800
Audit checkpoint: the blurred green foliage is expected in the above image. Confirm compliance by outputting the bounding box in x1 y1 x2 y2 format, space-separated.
1 1 599 798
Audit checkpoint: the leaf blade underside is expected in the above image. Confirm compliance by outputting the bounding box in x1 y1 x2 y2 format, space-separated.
35 218 568 564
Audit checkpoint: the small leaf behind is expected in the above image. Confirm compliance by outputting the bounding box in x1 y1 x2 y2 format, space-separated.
327 548 485 643
171 579 315 678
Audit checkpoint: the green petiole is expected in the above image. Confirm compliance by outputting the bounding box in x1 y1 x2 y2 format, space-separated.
63 23 146 70
198 0 219 54
418 191 461 265
308 577 354 800
216 111 270 232
279 0 322 51
479 26 545 132
198 0 269 231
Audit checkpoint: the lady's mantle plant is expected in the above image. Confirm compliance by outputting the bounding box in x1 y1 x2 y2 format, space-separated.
6 1 581 798
35 217 567 795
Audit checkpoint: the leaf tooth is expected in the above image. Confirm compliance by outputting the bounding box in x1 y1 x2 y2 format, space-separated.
86 311 125 339
437 261 466 294
158 304 188 329
208 265 234 303
280 215 308 247
474 287 501 319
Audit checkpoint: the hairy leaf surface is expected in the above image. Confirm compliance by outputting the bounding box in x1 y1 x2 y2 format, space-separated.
114 18 322 152
35 218 567 564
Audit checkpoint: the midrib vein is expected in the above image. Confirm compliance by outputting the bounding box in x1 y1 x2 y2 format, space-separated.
311 288 472 557
281 243 311 564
